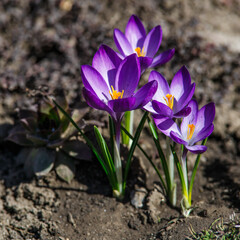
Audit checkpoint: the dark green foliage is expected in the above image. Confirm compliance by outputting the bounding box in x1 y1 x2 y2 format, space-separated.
7 96 91 182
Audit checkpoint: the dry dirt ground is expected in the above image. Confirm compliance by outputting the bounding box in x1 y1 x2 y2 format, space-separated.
0 0 240 239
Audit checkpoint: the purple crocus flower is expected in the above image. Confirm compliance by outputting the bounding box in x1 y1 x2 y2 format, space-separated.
81 44 157 144
154 100 215 154
113 15 175 72
144 66 195 119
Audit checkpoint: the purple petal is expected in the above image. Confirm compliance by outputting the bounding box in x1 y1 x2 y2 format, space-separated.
133 80 157 108
108 97 136 112
113 29 133 56
195 102 215 134
125 15 146 48
191 124 214 145
174 83 195 113
153 116 179 137
185 145 207 154
174 106 191 118
152 100 173 118
81 65 110 101
92 45 122 87
148 70 170 103
115 54 140 97
170 131 188 145
143 101 157 114
143 25 162 58
181 99 198 137
82 88 113 116
170 66 192 100
139 56 153 73
150 48 175 68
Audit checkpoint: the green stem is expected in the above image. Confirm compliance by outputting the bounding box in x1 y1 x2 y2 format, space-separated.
113 137 123 198
166 137 176 206
122 111 148 195
121 125 167 194
122 111 134 147
148 118 175 205
181 147 190 208
188 138 208 205
171 145 188 202
182 147 189 194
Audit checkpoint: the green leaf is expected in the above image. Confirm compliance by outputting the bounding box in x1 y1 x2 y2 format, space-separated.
20 117 37 132
148 118 171 193
121 125 167 194
55 151 75 183
171 145 188 198
61 109 87 139
62 140 92 161
26 134 48 146
121 111 133 146
94 127 116 176
49 106 60 125
31 148 55 176
6 124 34 146
16 148 32 166
108 116 115 157
188 138 208 204
148 119 159 140
53 99 108 175
94 126 119 190
123 111 148 194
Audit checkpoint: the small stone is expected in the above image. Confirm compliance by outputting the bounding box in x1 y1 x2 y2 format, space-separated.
130 187 147 208
67 212 75 227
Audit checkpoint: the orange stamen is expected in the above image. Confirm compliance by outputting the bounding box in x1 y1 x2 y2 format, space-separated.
163 94 174 109
109 85 124 100
187 124 195 140
135 47 145 57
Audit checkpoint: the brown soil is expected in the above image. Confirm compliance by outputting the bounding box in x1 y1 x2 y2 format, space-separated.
0 0 240 239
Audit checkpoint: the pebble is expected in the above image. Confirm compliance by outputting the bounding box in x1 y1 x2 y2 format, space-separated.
130 187 148 209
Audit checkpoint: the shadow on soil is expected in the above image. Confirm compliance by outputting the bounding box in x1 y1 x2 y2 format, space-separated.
204 158 240 210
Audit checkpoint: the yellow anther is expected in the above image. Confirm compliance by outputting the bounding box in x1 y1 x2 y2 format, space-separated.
109 85 124 100
135 47 145 57
187 124 195 140
163 94 174 109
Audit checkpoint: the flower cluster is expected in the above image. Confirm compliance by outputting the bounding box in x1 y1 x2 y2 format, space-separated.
60 15 215 215
80 15 176 197
146 66 215 215
147 66 215 154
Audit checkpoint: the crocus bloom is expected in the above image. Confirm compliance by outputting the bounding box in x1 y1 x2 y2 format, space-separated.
155 100 215 154
114 15 175 72
81 45 157 143
145 66 195 119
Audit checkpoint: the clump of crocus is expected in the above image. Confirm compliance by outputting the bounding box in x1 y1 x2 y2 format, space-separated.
168 99 215 216
81 44 157 198
114 15 175 72
146 67 215 216
7 91 91 183
144 66 195 207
